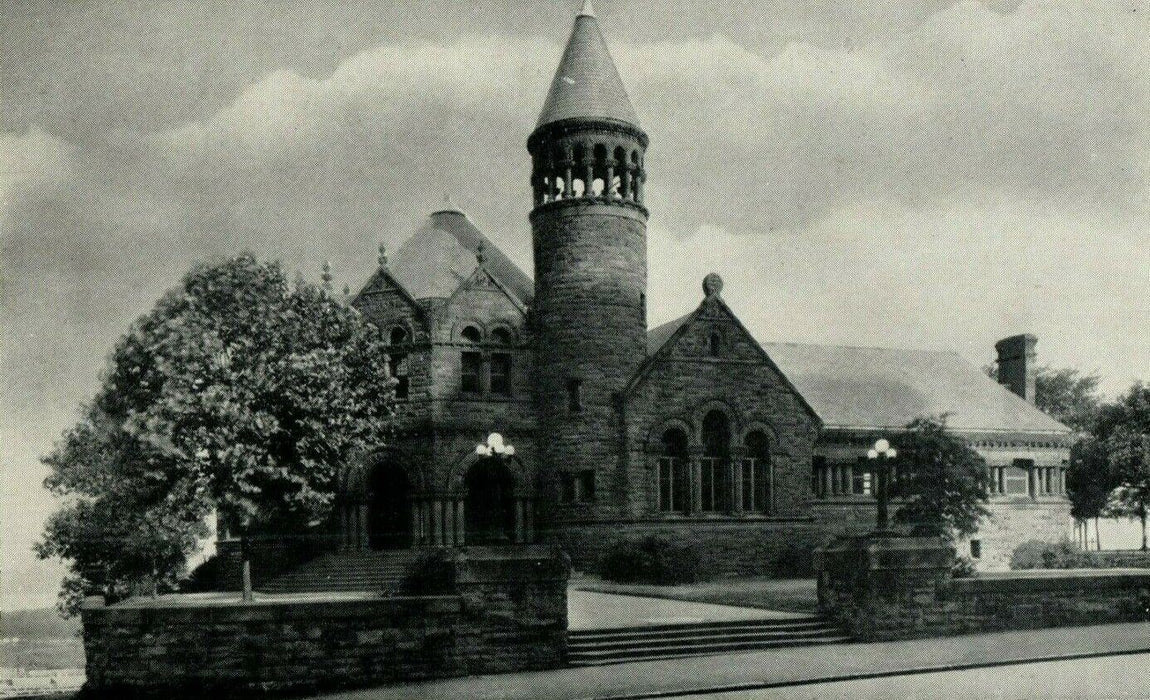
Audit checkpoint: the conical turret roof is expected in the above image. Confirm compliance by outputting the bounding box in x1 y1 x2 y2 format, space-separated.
535 4 639 129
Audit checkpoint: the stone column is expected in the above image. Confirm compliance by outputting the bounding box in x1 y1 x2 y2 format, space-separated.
584 158 594 198
515 499 525 544
606 164 615 198
689 448 703 514
444 498 456 546
410 498 421 547
421 500 431 548
455 499 466 546
358 504 370 550
845 463 855 496
525 498 535 543
731 447 746 514
822 463 833 499
621 167 631 200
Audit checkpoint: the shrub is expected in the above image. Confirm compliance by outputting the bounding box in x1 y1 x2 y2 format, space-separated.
400 549 456 595
769 544 813 578
180 554 222 592
1009 539 1083 570
951 556 977 578
598 536 702 585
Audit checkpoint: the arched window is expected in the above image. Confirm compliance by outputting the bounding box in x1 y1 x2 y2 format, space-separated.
387 326 409 399
701 411 731 512
461 325 481 344
491 327 513 345
742 431 771 514
658 428 689 514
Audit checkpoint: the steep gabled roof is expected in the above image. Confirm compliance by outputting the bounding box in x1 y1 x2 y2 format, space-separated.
630 295 822 425
536 4 640 129
760 343 1071 435
645 315 1071 437
387 209 533 304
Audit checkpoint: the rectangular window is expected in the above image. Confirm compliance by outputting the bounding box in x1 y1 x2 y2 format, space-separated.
742 458 772 514
578 470 596 502
567 379 582 413
1005 459 1033 496
389 353 409 400
490 353 512 396
812 456 826 498
970 539 982 559
561 470 596 504
560 473 576 504
852 469 873 496
461 352 482 394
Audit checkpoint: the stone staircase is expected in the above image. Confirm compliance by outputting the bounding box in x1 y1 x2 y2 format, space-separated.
257 550 415 594
566 616 851 666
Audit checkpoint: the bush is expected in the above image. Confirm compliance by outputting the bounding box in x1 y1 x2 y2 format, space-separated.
768 544 813 578
180 554 223 592
598 536 703 585
400 549 456 595
951 556 977 578
1009 539 1083 570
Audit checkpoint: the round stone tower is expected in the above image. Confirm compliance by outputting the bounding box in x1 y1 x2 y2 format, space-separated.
529 2 649 517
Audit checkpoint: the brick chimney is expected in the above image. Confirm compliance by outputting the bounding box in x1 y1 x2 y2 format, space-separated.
995 334 1037 403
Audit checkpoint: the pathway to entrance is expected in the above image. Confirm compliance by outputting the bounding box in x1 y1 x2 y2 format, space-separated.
568 590 809 630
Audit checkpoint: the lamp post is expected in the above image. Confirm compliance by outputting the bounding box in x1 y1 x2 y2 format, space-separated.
867 438 898 535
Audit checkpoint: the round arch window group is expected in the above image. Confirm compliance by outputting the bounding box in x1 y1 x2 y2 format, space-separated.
656 410 773 516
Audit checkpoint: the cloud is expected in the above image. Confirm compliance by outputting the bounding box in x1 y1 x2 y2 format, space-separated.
2 0 1147 605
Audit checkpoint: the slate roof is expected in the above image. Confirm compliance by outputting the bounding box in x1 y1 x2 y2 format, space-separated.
536 6 640 128
388 209 533 304
646 316 1070 435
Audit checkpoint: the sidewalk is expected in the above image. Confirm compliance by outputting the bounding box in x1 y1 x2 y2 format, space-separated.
320 620 1150 700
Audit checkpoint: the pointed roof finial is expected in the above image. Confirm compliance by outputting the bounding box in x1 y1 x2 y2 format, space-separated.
476 241 486 266
321 260 333 290
444 193 456 210
578 0 595 17
378 242 388 269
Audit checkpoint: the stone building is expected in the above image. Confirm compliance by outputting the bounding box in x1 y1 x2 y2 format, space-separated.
248 4 1073 579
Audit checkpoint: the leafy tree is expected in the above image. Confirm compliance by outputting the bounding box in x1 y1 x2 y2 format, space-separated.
984 364 1102 432
890 416 990 540
37 255 396 613
1095 383 1150 550
1067 437 1115 548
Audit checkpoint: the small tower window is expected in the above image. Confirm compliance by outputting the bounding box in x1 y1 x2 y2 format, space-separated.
567 379 582 413
709 332 722 356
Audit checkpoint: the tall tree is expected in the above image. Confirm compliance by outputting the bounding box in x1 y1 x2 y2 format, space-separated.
37 255 396 613
1095 383 1150 550
1067 437 1115 550
890 416 991 540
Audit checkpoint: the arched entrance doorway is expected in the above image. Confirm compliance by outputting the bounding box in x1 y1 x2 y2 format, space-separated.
464 457 516 545
368 462 412 550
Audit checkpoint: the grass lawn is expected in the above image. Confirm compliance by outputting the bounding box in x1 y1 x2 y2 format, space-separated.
571 576 819 613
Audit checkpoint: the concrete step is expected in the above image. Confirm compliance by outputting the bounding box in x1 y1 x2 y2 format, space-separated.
567 616 852 666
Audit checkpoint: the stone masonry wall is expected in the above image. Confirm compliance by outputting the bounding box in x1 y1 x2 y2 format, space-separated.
816 535 1150 642
548 519 832 578
532 201 647 524
81 549 568 698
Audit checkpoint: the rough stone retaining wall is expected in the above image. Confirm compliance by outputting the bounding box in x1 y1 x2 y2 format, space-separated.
81 549 568 698
816 536 1150 642
548 519 833 578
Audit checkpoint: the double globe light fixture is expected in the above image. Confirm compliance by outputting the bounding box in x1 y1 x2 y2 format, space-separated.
475 432 515 458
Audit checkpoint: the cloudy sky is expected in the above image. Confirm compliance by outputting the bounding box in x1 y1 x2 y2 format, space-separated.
2 0 1146 609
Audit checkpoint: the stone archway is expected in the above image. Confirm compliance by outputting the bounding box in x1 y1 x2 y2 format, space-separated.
464 457 517 545
368 462 412 550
